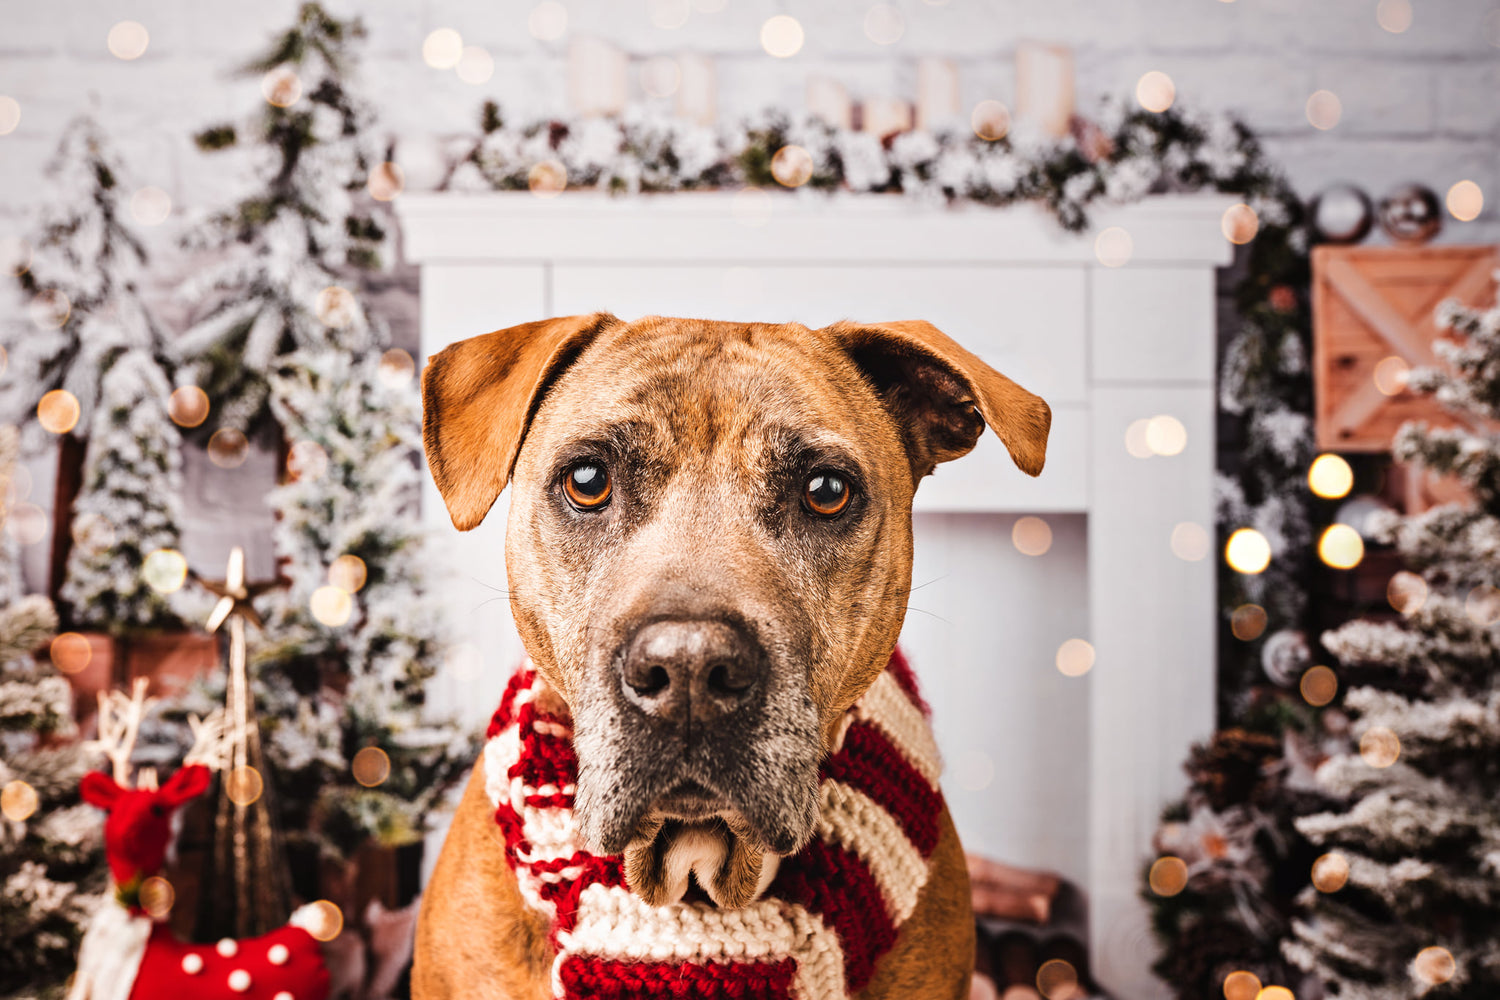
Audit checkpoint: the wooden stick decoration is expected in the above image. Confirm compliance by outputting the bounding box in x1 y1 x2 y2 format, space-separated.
82 677 155 787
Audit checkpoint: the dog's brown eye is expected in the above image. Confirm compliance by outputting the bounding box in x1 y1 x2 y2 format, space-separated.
804 471 851 517
563 462 612 510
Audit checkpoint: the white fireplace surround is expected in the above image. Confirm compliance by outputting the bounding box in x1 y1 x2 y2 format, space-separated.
398 191 1231 999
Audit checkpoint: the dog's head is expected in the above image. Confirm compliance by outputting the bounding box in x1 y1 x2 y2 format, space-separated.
423 314 1048 906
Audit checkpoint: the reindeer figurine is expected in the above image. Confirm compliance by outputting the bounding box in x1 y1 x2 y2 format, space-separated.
68 679 331 1000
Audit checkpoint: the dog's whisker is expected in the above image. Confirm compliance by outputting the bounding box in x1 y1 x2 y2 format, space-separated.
902 604 952 625
907 574 949 594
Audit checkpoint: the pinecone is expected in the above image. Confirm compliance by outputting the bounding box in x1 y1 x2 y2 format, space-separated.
1186 729 1280 810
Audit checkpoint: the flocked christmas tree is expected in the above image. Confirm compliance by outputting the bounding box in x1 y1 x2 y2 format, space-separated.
1283 289 1500 997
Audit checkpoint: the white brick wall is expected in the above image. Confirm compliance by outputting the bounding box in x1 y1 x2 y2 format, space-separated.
0 0 1495 242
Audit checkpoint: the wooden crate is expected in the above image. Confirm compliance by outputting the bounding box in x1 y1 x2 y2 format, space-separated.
1312 244 1498 451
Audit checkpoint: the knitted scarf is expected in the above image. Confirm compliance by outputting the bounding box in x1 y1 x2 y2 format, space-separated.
484 649 945 1000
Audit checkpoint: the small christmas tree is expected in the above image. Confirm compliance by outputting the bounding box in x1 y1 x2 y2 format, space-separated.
1284 290 1500 997
60 350 187 631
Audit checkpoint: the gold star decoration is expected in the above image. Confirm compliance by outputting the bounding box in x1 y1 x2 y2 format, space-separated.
193 546 282 632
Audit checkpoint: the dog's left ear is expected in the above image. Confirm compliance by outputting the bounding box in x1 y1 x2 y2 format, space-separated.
422 313 621 531
824 320 1050 479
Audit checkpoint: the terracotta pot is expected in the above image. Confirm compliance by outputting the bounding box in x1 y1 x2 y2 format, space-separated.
49 630 115 730
120 629 221 699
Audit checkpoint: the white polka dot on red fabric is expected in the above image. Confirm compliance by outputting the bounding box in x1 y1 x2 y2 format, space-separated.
267 942 290 965
181 953 203 974
216 938 238 957
273 993 294 1000
227 969 251 992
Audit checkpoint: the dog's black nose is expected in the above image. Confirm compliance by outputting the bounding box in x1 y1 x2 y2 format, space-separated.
620 619 764 730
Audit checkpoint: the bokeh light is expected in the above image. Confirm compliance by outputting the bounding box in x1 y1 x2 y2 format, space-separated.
528 159 568 197
1148 856 1188 896
1311 851 1349 893
456 46 494 85
1376 0 1413 32
1012 516 1053 556
287 439 329 482
1221 203 1259 244
5 504 47 546
1412 946 1456 987
1145 415 1187 456
970 100 1010 141
1223 971 1262 1000
1170 522 1210 561
1055 638 1094 677
1 236 31 276
140 876 174 919
1230 604 1267 641
529 2 569 40
30 290 72 330
225 765 264 806
328 554 367 593
1225 528 1272 575
1446 180 1483 222
50 633 94 675
641 56 682 97
168 386 210 428
142 548 189 594
1387 571 1427 615
1373 355 1409 395
1465 584 1500 626
1306 90 1342 130
1318 524 1364 569
1124 418 1154 458
771 145 814 188
423 29 464 69
107 21 150 60
352 746 391 787
261 68 302 108
1307 453 1353 499
378 348 415 388
129 186 171 226
37 390 80 434
649 0 691 29
368 162 404 202
1135 71 1175 113
1300 665 1338 707
1256 988 1295 1000
760 15 805 58
311 585 353 627
304 900 343 942
0 96 20 136
1036 958 1078 999
2 780 39 822
315 285 357 328
1359 726 1400 768
864 4 905 45
1095 227 1133 267
207 428 250 469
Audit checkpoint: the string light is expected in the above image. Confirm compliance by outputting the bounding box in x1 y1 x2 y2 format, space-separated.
1412 947 1456 987
1095 227 1133 267
1359 726 1400 768
864 4 905 45
37 390 80 434
422 29 463 69
528 159 567 197
225 765 264 806
30 290 71 330
771 145 814 188
760 15 804 58
107 21 150 60
1222 971 1262 1000
328 554 367 593
315 285 357 328
1306 90 1342 130
303 900 343 942
1145 415 1187 456
142 549 188 594
456 46 494 85
1055 638 1094 677
1307 453 1353 499
4 504 47 546
1387 571 1427 615
1036 958 1078 999
352 746 391 787
529 2 568 40
1318 524 1364 569
207 428 249 468
2 780 39 821
311 585 354 627
129 186 171 225
1447 180 1483 222
1136 71 1175 113
1124 418 1154 458
287 440 329 482
1376 0 1413 33
1170 522 1210 561
971 100 1010 141
1300 665 1338 707
1012 516 1053 556
1311 852 1349 892
1256 987 1295 1000
1225 528 1271 575
1373 355 1409 395
378 348 415 387
261 68 302 108
1230 604 1267 641
50 633 94 675
1221 203 1259 244
1148 856 1188 896
367 162 404 202
140 876 175 919
168 386 210 428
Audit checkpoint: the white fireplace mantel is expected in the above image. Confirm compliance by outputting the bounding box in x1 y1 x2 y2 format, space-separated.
398 191 1232 1000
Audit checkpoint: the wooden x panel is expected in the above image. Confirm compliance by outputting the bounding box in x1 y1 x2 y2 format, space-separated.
1313 244 1498 451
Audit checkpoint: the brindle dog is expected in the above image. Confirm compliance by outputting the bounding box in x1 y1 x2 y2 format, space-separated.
415 314 1050 999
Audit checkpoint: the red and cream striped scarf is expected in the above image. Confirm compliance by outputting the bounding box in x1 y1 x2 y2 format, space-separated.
484 649 945 999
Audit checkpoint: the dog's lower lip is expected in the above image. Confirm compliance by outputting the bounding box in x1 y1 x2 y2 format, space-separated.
654 781 725 820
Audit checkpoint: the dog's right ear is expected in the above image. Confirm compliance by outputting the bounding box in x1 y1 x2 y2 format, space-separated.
422 313 620 531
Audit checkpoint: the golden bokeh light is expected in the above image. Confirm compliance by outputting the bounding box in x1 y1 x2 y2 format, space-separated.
37 390 80 434
1 780 38 822
140 876 175 919
1373 355 1409 395
1055 638 1095 678
352 746 391 787
311 585 354 627
5 503 47 546
287 439 329 482
529 1 569 41
1306 89 1342 130
641 56 682 98
771 145 814 188
315 285 357 328
1223 971 1262 1000
422 28 464 69
1307 453 1353 499
304 900 344 942
30 289 72 330
168 386 210 428
1376 0 1412 32
107 20 150 60
1225 528 1272 575
1035 958 1078 999
760 15 805 58
50 632 94 676
1387 571 1427 616
129 186 171 226
1318 524 1364 570
864 4 906 45
1094 227 1133 267
142 549 188 594
1170 521 1210 562
328 554 368 594
971 100 1010 141
1124 418 1154 458
1412 946 1456 987
1300 665 1338 707
0 96 20 136
1311 851 1349 893
261 67 303 108
378 348 416 388
456 45 495 85
1446 179 1483 222
1221 203 1259 245
1012 516 1053 557
1230 604 1267 641
1148 856 1189 896
1465 584 1500 626
1 235 31 276
1256 988 1295 1000
225 765 264 806
1135 71 1176 113
1359 726 1400 768
528 159 568 197
207 428 250 469
1145 415 1187 456
367 161 404 202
